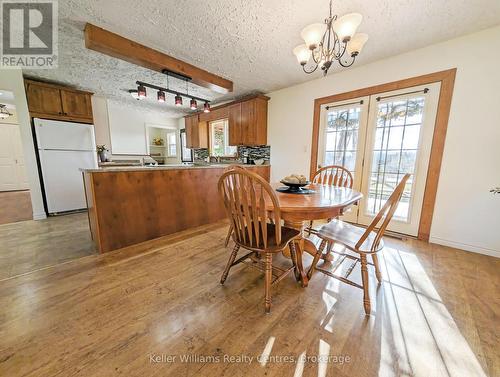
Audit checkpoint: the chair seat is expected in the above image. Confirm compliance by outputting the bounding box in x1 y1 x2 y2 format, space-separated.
318 219 384 253
237 223 300 251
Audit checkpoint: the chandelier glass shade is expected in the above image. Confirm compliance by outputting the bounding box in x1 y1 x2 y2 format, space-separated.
293 0 367 75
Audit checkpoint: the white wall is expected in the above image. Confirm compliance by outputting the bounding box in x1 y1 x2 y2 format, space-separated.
267 26 500 257
0 69 45 219
92 96 181 163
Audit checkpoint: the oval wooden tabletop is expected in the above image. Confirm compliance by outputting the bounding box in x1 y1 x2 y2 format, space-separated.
268 183 363 221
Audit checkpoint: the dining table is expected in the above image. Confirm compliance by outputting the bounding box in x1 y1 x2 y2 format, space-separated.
267 182 363 287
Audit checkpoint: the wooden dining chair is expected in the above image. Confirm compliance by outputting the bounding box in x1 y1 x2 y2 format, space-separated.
306 165 354 236
218 169 301 313
307 174 410 314
223 165 246 247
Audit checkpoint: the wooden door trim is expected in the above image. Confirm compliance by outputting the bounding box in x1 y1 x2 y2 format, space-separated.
309 68 457 240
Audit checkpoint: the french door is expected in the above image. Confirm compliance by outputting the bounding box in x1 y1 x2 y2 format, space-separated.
317 83 440 236
317 97 369 222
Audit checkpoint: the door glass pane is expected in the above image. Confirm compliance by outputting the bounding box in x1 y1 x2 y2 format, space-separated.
322 105 361 178
366 96 425 221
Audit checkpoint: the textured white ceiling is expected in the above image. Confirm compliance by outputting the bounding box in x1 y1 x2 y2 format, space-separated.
23 0 500 117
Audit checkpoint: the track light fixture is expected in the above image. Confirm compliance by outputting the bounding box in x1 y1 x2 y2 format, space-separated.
190 98 197 110
129 89 141 100
203 102 211 113
135 80 211 111
137 84 146 98
174 94 183 106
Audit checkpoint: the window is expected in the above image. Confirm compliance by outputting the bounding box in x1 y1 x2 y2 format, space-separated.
210 119 237 157
167 132 177 157
180 129 193 162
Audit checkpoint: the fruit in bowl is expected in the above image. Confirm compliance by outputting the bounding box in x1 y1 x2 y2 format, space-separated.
282 174 308 184
280 174 310 190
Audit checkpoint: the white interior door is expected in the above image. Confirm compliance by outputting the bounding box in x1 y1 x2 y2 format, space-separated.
357 83 441 235
0 123 29 191
317 97 369 222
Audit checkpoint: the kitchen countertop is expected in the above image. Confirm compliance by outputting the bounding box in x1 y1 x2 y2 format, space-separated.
81 163 269 173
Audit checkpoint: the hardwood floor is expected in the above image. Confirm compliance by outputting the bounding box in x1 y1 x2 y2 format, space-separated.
0 190 32 225
0 220 497 377
0 212 95 280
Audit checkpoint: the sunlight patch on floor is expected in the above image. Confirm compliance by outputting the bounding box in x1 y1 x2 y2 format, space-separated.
379 247 487 377
320 277 340 332
318 339 330 377
293 351 306 377
259 336 276 367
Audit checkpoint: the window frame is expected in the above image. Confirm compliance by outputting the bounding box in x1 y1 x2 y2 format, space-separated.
209 119 237 157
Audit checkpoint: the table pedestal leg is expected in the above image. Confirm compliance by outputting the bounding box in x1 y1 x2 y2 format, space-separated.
283 220 310 287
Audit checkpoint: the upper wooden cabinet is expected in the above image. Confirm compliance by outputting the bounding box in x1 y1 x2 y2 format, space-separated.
60 89 93 120
185 115 208 149
186 95 269 149
228 103 242 146
227 96 268 146
24 79 94 123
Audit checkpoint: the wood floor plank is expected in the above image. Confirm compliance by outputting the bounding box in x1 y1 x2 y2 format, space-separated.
0 216 498 377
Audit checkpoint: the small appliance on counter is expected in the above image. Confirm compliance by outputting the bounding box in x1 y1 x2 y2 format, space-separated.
34 118 98 215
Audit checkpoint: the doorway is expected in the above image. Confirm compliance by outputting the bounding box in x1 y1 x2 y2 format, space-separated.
0 90 32 225
311 70 456 239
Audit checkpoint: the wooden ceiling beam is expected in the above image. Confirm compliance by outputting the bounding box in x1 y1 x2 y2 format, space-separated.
84 23 233 94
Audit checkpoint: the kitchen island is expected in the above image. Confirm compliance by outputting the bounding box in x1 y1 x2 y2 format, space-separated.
83 164 270 253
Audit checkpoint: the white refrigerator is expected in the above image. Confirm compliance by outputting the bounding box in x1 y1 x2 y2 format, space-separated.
34 118 98 214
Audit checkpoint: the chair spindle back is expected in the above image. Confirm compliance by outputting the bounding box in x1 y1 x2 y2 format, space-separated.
312 165 353 188
218 169 282 249
356 174 411 252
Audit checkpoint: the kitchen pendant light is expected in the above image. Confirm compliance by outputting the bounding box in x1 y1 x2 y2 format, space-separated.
190 98 197 110
134 75 211 110
137 84 147 98
175 94 183 106
293 0 367 75
203 102 211 113
129 90 141 100
157 90 166 102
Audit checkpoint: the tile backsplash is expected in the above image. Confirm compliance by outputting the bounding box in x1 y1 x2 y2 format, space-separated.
193 145 270 164
237 145 270 163
193 148 209 161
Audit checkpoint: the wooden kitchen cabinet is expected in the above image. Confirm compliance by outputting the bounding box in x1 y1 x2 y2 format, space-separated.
228 96 268 146
60 89 93 120
193 94 269 147
185 114 208 149
24 79 94 123
24 82 63 117
228 103 242 145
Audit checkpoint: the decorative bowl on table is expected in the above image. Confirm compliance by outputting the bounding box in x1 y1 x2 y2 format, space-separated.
279 180 310 191
277 174 314 194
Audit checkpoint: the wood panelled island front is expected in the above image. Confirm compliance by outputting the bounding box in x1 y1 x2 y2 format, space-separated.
83 165 270 253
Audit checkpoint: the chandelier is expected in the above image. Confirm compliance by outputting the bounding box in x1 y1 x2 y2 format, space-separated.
0 104 12 119
293 0 368 75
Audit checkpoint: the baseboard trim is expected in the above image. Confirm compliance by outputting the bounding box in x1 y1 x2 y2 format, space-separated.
33 212 47 220
429 237 500 258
